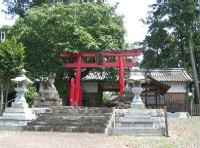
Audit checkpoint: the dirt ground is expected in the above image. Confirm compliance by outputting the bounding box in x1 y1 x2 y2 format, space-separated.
0 131 126 148
0 117 199 148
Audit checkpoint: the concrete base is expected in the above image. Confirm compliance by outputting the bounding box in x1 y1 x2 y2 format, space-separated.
0 116 32 131
2 107 35 120
106 107 166 136
167 112 190 118
12 102 29 108
0 103 36 131
130 103 145 109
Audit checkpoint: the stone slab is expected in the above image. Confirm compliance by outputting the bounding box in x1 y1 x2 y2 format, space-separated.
2 113 34 120
116 118 155 123
0 117 32 131
127 108 148 114
5 107 32 113
11 102 29 108
124 114 151 119
130 103 145 109
167 112 190 118
31 108 51 116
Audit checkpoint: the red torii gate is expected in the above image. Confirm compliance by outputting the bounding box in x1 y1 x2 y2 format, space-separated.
60 49 142 106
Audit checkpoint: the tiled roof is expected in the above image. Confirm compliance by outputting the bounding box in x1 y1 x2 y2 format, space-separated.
133 68 192 82
82 68 192 82
82 71 107 81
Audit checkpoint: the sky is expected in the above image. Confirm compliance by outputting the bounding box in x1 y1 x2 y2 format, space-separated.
0 0 155 43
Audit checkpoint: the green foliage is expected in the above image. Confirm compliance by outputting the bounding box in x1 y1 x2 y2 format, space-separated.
7 3 125 99
0 36 25 103
141 1 200 103
25 85 39 107
3 0 107 17
103 92 110 104
0 36 25 75
141 1 200 71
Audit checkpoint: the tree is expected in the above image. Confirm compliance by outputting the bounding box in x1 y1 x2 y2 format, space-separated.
2 0 107 18
7 3 126 99
141 1 200 103
0 36 25 111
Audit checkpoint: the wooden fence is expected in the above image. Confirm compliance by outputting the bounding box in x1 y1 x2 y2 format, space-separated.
190 104 200 116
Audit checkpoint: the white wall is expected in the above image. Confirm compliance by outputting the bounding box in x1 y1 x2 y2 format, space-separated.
82 82 98 93
164 82 187 93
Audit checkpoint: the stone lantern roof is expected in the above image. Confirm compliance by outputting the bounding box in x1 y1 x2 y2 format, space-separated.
11 69 33 84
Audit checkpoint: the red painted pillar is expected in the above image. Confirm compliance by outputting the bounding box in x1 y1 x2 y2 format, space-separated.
119 55 124 96
78 86 83 106
74 54 82 106
70 79 75 105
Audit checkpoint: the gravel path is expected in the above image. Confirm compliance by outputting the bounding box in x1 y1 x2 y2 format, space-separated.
0 131 127 148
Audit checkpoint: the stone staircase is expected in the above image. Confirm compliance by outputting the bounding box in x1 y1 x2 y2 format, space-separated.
25 107 113 133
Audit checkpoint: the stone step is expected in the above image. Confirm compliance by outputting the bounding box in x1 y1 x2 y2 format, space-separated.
115 119 154 127
27 121 108 126
124 114 151 119
31 115 110 121
39 112 111 116
116 118 154 123
26 123 107 128
50 107 113 114
116 122 154 128
127 108 149 114
106 127 165 136
0 117 32 131
25 107 112 133
25 125 106 133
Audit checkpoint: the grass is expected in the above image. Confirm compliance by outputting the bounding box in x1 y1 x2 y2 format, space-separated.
113 116 200 148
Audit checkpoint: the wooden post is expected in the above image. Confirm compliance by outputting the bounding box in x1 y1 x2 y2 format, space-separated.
70 79 75 105
78 86 83 106
164 106 169 137
74 54 82 106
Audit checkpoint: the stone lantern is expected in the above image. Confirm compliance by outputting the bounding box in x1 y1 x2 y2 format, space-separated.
129 69 145 109
11 69 33 108
2 69 35 121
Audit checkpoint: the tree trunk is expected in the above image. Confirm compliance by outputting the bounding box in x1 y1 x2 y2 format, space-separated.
5 77 11 108
0 84 3 113
188 38 200 104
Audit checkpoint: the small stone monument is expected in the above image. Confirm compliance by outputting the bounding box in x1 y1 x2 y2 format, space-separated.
32 73 63 107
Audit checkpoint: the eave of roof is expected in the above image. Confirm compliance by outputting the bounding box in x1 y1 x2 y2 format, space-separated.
82 68 192 82
135 68 192 82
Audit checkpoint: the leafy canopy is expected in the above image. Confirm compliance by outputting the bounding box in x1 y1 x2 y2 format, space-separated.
0 36 25 104
9 3 126 77
7 3 126 99
141 1 200 70
141 1 200 103
3 0 107 18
